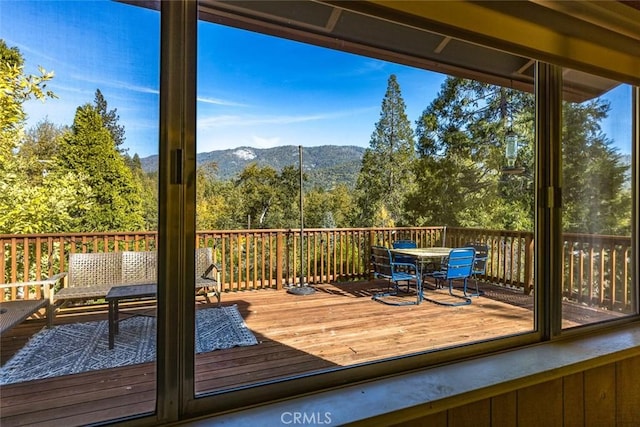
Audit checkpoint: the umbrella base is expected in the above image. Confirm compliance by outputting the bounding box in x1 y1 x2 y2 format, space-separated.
286 286 316 295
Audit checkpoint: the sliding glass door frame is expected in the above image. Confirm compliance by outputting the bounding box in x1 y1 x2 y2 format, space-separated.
156 0 198 423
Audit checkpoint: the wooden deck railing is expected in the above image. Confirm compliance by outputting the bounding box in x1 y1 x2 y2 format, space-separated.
1 227 633 312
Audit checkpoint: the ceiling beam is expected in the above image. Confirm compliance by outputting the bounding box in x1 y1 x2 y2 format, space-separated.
353 0 640 85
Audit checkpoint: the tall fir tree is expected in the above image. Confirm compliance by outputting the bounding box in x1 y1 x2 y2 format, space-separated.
94 89 126 153
355 74 416 227
56 104 144 231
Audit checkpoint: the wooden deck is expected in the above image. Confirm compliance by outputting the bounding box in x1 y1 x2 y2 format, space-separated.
0 280 625 426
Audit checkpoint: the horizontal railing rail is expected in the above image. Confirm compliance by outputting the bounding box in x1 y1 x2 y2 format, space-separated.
1 227 633 312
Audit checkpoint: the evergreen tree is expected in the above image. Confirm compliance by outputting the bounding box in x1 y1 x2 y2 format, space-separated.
562 99 631 234
407 77 535 229
94 88 126 153
355 74 416 227
407 76 628 234
56 104 144 231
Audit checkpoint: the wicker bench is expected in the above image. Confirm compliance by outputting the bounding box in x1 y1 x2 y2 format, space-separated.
51 248 220 326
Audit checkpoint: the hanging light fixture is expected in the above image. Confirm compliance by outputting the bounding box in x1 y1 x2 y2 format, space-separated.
502 127 525 175
504 127 518 168
501 90 525 175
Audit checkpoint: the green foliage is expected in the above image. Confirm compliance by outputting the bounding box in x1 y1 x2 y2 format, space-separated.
127 153 157 231
0 40 66 234
407 77 535 229
56 104 145 231
0 40 56 148
407 76 629 235
196 161 230 230
236 164 281 228
304 184 355 228
17 118 67 180
1 37 629 236
561 100 631 234
94 89 126 152
230 163 304 229
355 74 416 227
0 169 93 233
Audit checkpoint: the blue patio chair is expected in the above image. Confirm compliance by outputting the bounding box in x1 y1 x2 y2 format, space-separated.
464 242 489 297
392 239 417 250
370 245 421 305
392 239 417 269
423 247 475 306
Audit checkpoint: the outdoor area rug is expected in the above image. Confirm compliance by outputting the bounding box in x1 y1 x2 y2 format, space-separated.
0 305 258 385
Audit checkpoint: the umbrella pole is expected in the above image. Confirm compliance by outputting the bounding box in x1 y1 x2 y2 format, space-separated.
288 145 315 295
299 145 304 287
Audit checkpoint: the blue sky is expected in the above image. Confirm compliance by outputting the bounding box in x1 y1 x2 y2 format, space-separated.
1 1 632 158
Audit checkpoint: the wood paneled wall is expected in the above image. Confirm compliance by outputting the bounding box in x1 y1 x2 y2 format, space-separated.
390 355 640 427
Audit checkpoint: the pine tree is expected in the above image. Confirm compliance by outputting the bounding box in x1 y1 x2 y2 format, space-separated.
94 89 126 153
355 74 416 227
56 104 144 231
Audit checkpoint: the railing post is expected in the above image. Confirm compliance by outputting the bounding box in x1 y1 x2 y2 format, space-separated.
368 230 376 280
276 231 284 290
524 235 534 295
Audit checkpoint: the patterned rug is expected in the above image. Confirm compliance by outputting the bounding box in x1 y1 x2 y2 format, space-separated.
0 305 257 385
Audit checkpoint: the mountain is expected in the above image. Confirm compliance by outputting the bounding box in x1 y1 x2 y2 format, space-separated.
140 145 366 189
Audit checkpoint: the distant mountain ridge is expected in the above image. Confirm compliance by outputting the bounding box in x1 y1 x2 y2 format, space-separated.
140 145 366 189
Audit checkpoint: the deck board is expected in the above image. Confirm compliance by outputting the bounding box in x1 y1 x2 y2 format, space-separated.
0 280 625 426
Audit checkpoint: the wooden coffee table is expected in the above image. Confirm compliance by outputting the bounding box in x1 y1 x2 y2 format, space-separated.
106 284 156 349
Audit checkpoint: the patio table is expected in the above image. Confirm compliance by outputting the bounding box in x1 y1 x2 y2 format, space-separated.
106 283 157 349
390 247 451 259
390 247 451 302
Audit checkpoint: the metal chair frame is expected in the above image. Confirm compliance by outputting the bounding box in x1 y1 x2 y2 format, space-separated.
370 245 421 306
464 242 489 297
423 247 475 306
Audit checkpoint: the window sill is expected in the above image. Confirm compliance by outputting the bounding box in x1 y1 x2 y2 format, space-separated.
180 321 640 426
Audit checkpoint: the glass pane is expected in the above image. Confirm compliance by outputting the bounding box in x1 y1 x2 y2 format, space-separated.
561 70 634 329
1 1 159 424
194 10 536 396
